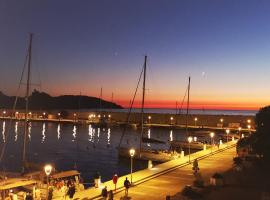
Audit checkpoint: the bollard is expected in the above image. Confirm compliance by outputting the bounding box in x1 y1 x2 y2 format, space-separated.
181 150 184 158
148 160 153 169
203 144 207 151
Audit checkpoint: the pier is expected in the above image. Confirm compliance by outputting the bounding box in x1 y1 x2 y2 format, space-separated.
53 140 237 199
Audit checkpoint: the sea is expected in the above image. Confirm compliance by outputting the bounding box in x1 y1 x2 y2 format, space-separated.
0 108 256 185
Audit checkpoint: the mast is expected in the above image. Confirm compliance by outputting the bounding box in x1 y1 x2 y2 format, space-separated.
139 55 147 156
22 33 33 173
185 76 191 136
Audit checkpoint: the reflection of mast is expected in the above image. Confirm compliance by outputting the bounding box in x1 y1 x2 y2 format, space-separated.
185 76 191 137
139 56 147 156
22 33 33 173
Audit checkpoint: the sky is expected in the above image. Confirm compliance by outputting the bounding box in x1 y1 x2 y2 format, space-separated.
0 0 270 110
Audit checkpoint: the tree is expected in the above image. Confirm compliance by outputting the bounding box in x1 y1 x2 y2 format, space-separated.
252 106 270 162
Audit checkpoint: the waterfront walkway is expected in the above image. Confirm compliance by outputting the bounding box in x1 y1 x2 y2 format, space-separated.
59 141 236 200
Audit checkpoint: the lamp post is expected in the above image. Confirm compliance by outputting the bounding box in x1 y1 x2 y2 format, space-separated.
226 129 230 143
129 148 135 184
44 164 52 200
58 113 61 122
3 111 6 118
170 117 174 125
210 132 215 153
238 127 242 139
194 117 198 127
220 118 224 128
247 124 251 134
148 116 151 124
188 136 192 163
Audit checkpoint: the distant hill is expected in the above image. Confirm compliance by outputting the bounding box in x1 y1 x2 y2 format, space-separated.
0 90 123 110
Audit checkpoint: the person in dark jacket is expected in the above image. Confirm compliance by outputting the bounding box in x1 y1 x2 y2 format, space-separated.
101 186 108 200
124 177 131 196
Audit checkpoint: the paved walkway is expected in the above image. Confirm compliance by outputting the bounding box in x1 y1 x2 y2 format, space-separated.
56 141 236 200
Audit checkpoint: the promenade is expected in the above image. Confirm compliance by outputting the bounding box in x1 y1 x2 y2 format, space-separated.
58 141 237 200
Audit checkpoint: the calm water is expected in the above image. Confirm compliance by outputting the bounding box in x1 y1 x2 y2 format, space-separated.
0 120 214 184
80 108 257 116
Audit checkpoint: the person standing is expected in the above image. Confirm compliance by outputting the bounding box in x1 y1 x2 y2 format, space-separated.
112 174 118 191
101 186 108 200
108 190 114 200
124 177 131 197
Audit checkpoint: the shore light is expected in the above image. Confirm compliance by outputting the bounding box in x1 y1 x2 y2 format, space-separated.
210 132 215 153
188 136 193 163
226 129 230 143
194 117 198 127
129 148 135 183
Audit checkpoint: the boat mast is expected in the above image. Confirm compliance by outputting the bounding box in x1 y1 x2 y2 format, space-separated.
139 55 147 156
185 76 191 136
22 33 33 173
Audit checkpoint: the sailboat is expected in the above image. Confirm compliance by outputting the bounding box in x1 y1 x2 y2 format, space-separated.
118 56 171 162
170 77 207 150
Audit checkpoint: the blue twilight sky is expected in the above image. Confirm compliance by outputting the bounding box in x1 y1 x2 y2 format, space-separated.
0 0 270 109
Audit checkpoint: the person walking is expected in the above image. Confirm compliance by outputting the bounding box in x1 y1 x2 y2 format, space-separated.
192 158 199 174
108 190 114 200
124 177 131 197
101 186 108 200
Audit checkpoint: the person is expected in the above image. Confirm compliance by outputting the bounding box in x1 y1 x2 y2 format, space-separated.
124 177 131 197
193 159 199 173
67 184 75 199
112 174 118 191
101 186 108 200
108 190 114 200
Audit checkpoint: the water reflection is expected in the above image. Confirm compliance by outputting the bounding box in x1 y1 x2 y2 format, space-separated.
28 122 32 141
41 123 46 143
2 121 6 143
72 125 77 142
14 122 18 142
97 128 100 143
107 128 111 145
88 125 93 142
57 124 61 140
147 129 151 147
170 130 173 141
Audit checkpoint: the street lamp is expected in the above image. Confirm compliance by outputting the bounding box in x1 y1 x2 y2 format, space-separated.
247 125 251 134
129 148 135 184
170 117 174 125
44 164 52 200
148 116 151 124
247 119 251 124
194 117 198 127
210 132 215 153
188 136 192 163
226 129 230 143
3 111 6 118
238 127 242 139
220 118 224 128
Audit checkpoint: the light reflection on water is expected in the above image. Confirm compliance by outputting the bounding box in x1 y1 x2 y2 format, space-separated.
1 120 191 182
2 121 5 143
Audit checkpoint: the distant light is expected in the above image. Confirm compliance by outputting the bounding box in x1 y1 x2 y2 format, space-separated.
108 114 111 118
193 136 197 142
43 112 46 116
98 115 101 118
210 132 215 138
238 127 242 131
170 117 174 120
29 112 32 115
58 113 61 116
194 117 198 121
220 118 224 123
226 129 230 134
3 111 6 114
148 116 151 120
15 112 19 115
188 136 192 143
74 113 77 116
247 125 251 129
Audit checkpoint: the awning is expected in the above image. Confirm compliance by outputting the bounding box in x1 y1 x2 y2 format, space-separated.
0 179 37 190
51 170 80 179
